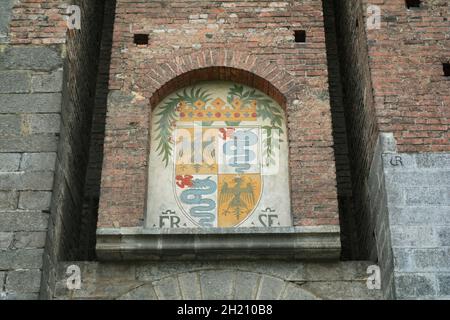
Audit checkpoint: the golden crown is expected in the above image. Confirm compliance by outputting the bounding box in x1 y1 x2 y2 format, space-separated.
178 97 257 122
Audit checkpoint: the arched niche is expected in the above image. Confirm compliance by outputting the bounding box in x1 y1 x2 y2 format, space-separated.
145 80 292 229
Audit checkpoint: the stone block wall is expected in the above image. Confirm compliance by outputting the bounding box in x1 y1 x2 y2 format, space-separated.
0 0 16 44
0 43 63 300
53 260 382 300
365 133 397 299
365 133 450 299
383 151 450 299
1 0 106 299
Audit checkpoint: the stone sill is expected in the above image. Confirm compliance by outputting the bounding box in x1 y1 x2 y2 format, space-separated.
96 226 341 261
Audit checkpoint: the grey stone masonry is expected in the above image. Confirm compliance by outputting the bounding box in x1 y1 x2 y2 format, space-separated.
0 47 62 71
2 1 111 300
367 133 450 299
383 152 450 299
0 0 15 44
0 45 63 300
96 226 341 261
53 261 382 300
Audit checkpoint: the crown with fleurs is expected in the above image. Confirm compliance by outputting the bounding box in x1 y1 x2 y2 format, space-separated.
178 97 257 122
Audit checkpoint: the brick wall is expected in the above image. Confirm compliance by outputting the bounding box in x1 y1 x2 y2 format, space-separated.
9 0 67 45
365 0 449 153
98 0 340 230
79 0 117 261
333 0 379 259
322 0 355 259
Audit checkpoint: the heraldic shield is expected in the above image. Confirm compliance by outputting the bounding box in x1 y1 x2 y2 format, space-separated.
146 81 292 230
174 126 262 228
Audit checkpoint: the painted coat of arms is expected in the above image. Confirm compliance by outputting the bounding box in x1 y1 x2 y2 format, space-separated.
146 81 292 229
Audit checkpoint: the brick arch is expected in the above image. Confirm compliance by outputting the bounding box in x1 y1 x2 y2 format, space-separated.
98 49 340 229
143 49 300 109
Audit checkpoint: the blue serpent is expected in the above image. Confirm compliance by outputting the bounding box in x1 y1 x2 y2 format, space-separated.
180 176 217 227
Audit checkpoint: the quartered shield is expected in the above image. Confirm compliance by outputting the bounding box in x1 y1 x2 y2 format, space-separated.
174 125 262 228
147 82 290 230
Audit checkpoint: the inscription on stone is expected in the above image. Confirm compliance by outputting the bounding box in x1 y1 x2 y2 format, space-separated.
390 155 404 167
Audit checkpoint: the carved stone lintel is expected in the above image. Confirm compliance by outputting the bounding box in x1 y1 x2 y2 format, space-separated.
96 226 341 261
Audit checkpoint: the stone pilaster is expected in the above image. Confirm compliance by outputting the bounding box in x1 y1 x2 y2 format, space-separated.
367 133 450 299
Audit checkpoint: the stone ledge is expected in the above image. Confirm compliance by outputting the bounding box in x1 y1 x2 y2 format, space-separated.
96 226 341 261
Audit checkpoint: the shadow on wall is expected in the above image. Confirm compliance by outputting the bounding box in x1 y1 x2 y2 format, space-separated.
322 0 357 260
78 0 117 261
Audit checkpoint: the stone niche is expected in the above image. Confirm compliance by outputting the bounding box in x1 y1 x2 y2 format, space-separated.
146 81 291 229
96 80 341 261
